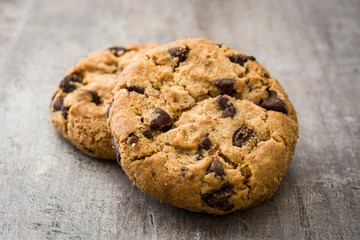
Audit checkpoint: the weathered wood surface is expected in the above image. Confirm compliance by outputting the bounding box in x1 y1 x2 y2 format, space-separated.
0 0 359 239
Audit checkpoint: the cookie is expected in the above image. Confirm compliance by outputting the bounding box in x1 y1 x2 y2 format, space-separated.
108 38 299 214
50 44 157 160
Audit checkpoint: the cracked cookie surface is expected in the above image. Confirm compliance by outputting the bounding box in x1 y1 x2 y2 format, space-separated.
50 44 157 159
108 38 298 214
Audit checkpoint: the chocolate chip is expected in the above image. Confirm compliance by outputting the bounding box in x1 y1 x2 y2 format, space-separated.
53 97 64 111
125 85 145 94
53 96 70 119
216 43 223 48
232 126 254 148
206 159 225 176
214 78 235 95
142 127 153 139
217 95 229 109
128 133 139 144
260 91 288 114
201 133 212 150
150 109 173 132
111 138 121 163
88 91 100 105
59 77 76 93
217 95 236 118
61 106 70 119
196 149 203 160
222 103 236 118
59 75 81 93
106 102 113 119
108 46 128 57
67 75 82 83
208 144 219 156
168 47 189 62
230 54 256 66
202 186 234 211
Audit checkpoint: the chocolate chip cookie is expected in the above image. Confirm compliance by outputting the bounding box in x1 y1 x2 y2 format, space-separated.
108 38 298 214
50 44 156 159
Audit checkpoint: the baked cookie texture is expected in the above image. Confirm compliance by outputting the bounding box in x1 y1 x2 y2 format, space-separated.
108 38 299 214
50 44 157 160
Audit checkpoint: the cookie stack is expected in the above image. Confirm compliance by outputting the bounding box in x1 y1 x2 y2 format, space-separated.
50 38 298 214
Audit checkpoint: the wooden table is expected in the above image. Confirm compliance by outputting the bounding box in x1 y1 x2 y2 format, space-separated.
1 0 359 239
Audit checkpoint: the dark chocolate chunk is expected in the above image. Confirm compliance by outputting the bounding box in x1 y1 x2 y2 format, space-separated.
260 91 288 114
206 159 225 176
221 102 236 118
142 127 153 139
53 97 64 111
106 101 113 119
232 126 254 148
216 43 223 48
217 95 229 109
66 75 82 83
196 149 203 160
214 78 235 95
111 138 121 163
61 106 70 119
108 46 129 57
59 76 77 93
201 133 212 150
128 133 139 144
217 95 236 118
88 90 100 105
168 47 189 62
150 109 173 132
125 85 145 94
229 54 256 66
208 144 219 156
202 186 234 211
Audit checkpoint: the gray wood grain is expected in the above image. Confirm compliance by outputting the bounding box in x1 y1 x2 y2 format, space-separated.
0 0 359 239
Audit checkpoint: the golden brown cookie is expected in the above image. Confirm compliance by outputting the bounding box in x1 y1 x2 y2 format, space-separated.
108 38 298 214
50 44 157 159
